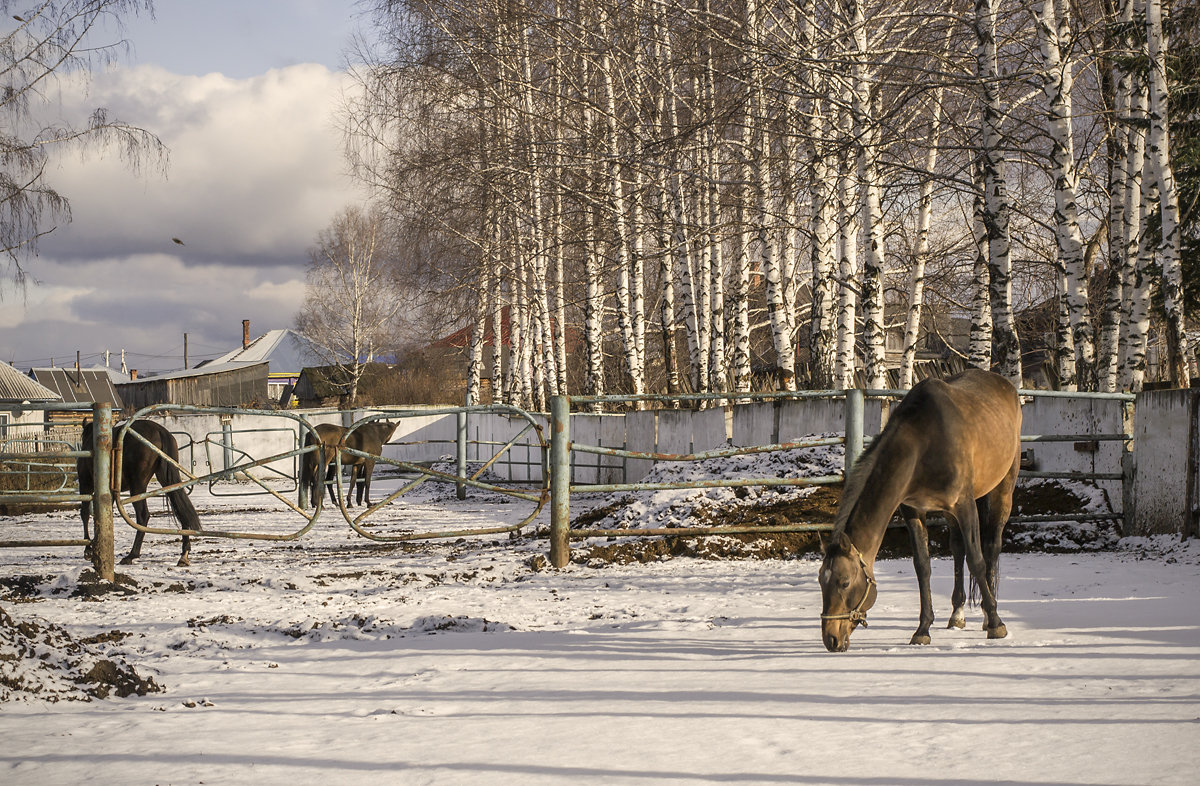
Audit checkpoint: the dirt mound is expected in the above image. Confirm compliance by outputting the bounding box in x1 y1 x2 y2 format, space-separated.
0 604 162 702
574 478 1119 566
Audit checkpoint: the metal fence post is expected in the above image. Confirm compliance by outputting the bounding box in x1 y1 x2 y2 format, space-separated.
549 395 570 567
456 393 469 500
844 388 864 473
91 403 115 582
220 415 234 474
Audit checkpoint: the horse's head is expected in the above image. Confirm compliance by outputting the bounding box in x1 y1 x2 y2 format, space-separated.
818 531 877 652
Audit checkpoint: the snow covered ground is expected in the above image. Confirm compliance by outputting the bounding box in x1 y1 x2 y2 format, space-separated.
1 468 1199 785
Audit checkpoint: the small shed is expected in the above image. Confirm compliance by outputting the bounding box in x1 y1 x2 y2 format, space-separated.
116 362 269 411
291 363 394 408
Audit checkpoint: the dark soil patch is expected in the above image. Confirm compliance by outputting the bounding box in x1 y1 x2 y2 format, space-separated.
68 570 139 599
0 574 52 602
1 605 162 702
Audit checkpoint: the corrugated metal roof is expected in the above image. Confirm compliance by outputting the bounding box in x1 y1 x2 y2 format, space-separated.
31 368 122 406
0 362 61 402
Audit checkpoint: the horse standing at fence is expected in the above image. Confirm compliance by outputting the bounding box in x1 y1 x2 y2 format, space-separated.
78 420 202 567
301 423 347 508
302 420 400 508
819 368 1021 652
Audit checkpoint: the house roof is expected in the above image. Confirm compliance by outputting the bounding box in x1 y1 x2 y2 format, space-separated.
123 361 269 384
206 329 317 377
30 368 122 407
0 362 61 403
431 306 581 351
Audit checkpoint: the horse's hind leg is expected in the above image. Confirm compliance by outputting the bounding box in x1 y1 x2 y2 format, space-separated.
178 535 191 567
346 463 359 507
120 500 149 565
954 498 1006 639
902 505 934 645
982 458 1018 596
325 464 339 507
80 501 94 559
947 527 967 629
359 460 376 506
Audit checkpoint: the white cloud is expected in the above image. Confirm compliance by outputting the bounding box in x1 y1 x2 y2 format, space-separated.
5 63 370 372
40 63 366 264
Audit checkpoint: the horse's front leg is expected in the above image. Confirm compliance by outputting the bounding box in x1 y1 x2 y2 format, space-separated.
178 535 191 567
947 527 967 629
954 498 1006 639
902 506 934 645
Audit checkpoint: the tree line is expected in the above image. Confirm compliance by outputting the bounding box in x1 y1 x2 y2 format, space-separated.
337 0 1197 408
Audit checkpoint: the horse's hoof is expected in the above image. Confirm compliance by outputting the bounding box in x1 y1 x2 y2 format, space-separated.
177 558 191 567
119 556 136 565
910 634 931 645
987 624 1008 639
947 616 966 629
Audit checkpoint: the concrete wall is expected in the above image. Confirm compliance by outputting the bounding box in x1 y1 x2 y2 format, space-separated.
1131 389 1198 536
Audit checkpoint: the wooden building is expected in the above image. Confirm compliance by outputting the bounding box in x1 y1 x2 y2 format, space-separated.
116 362 269 411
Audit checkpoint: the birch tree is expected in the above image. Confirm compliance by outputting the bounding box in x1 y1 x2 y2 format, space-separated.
973 0 1022 386
295 206 406 406
1145 0 1191 387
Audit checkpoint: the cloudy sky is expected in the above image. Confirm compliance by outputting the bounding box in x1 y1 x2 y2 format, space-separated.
1 1 373 374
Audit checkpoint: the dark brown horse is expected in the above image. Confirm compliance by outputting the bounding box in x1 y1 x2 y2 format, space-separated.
819 368 1021 652
301 420 400 508
78 420 202 567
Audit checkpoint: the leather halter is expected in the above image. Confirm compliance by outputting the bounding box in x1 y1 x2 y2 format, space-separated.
820 548 876 627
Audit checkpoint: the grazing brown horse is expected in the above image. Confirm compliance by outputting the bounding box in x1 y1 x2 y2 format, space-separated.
819 368 1021 652
301 420 400 508
78 420 202 567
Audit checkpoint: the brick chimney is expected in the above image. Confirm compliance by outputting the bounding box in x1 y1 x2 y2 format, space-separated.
242 319 251 351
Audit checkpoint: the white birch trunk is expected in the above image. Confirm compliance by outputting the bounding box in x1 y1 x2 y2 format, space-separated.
750 0 794 388
835 102 859 389
974 0 1022 386
1145 0 1191 387
844 0 886 390
969 177 994 368
599 13 646 400
1033 0 1094 389
1119 76 1149 392
1098 0 1136 392
899 93 943 389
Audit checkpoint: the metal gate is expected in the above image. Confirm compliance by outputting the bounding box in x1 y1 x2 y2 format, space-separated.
546 388 1136 567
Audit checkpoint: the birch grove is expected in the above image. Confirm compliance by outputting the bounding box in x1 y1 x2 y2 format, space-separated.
345 0 1195 405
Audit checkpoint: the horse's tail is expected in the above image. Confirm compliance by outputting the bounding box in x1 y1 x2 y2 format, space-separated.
154 433 202 532
300 432 315 497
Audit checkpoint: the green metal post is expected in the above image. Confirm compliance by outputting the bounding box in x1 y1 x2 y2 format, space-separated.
844 388 864 473
549 395 570 567
91 403 115 582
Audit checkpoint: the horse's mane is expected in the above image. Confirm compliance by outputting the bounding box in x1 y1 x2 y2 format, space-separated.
832 431 885 535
